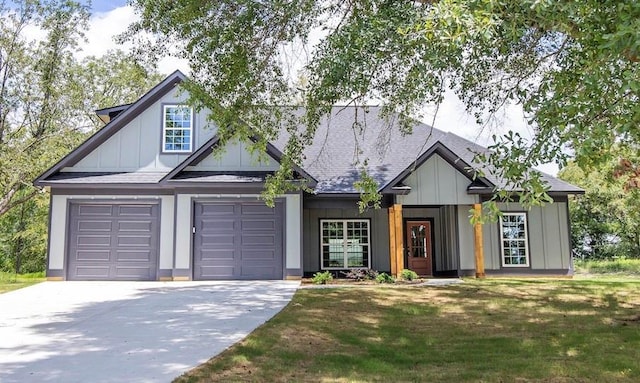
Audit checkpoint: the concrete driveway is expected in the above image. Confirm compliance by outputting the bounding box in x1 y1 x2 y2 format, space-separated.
0 280 299 383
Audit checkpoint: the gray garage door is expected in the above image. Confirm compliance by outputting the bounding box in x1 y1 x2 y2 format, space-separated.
193 201 283 280
67 202 159 281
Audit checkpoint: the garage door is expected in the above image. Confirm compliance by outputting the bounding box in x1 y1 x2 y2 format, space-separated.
67 202 159 281
193 201 283 280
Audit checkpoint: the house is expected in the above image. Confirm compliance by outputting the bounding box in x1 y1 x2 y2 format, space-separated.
34 71 583 281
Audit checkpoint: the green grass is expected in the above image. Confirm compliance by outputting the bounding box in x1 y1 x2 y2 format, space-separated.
174 278 640 383
0 271 45 294
575 258 640 274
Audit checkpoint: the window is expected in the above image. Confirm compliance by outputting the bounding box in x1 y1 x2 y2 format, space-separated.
499 213 530 267
163 105 193 153
321 220 370 269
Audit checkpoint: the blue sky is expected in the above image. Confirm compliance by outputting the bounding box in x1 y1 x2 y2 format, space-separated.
86 0 128 13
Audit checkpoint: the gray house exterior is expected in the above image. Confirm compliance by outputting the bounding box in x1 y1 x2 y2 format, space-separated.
35 71 583 281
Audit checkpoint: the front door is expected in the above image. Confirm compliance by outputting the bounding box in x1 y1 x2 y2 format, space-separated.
405 221 433 276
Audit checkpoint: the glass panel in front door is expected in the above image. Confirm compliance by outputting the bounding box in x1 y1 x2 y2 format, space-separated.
411 224 427 258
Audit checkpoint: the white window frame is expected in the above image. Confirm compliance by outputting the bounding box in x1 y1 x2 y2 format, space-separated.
499 212 530 267
162 105 193 153
320 219 371 270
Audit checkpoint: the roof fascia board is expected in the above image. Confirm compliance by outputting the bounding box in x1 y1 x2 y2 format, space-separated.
34 70 187 186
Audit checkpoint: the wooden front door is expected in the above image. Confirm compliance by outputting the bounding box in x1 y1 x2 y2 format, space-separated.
405 221 433 276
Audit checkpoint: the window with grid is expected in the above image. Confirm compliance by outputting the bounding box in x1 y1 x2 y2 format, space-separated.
499 213 530 267
321 220 370 269
163 105 193 153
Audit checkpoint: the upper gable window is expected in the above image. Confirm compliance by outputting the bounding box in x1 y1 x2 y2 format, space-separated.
163 105 193 153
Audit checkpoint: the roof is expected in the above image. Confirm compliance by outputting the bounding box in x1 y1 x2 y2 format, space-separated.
35 71 583 196
272 106 583 195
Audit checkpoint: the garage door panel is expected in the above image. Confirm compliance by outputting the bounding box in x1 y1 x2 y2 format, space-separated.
75 250 111 261
241 219 276 230
77 220 112 232
241 250 276 261
201 204 236 215
241 204 275 215
240 265 278 278
116 250 153 262
200 249 236 260
117 235 152 247
241 234 276 246
118 221 153 232
201 234 235 245
198 266 236 279
73 266 110 279
201 219 236 231
194 201 283 280
78 205 113 216
76 235 111 246
67 202 159 281
118 205 154 216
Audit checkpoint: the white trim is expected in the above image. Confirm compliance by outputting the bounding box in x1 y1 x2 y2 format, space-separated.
499 212 530 268
320 219 371 270
162 105 193 153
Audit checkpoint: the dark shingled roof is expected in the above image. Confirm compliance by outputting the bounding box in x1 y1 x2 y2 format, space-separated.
43 172 167 184
273 106 583 195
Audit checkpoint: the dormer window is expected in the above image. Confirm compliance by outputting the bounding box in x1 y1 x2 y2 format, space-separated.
163 105 193 153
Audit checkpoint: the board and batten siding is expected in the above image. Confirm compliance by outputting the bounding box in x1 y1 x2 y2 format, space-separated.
47 194 175 275
302 207 390 273
457 202 571 273
61 88 277 173
397 154 479 205
173 194 302 277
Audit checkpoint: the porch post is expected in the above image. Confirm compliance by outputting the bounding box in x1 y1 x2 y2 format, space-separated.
473 203 486 278
388 206 397 275
388 204 403 276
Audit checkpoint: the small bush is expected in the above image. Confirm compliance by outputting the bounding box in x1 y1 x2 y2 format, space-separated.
400 269 419 281
575 258 640 274
312 271 334 284
365 269 379 280
375 272 395 284
342 268 379 281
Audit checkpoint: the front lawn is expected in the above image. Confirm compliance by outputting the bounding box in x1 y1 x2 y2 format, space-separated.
0 271 44 294
175 279 640 382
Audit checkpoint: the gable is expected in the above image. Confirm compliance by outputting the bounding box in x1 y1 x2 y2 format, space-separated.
63 88 215 173
185 141 279 172
397 153 479 205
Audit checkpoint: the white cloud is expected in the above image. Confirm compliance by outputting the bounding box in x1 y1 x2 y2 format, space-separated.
79 5 189 75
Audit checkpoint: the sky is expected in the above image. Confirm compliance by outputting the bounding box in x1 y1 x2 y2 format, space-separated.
77 1 556 175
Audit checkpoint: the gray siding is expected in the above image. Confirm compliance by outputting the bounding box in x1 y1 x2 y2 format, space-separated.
303 207 390 273
66 89 214 172
397 154 479 205
185 141 279 171
458 202 572 273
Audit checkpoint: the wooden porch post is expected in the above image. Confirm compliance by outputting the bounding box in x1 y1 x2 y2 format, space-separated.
473 203 486 278
388 206 397 276
388 204 404 276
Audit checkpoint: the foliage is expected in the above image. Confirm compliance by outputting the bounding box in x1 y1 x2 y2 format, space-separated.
126 0 639 208
574 258 640 275
375 272 394 284
559 151 640 260
0 1 163 273
174 280 640 383
341 268 379 281
311 271 333 285
400 269 419 281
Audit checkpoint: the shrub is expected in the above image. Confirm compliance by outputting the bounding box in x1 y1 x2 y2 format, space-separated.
574 258 640 274
400 269 419 281
375 272 395 284
342 268 379 281
312 271 334 284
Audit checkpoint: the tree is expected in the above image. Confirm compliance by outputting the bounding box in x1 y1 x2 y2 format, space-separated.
0 1 163 273
559 148 640 259
124 0 639 206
